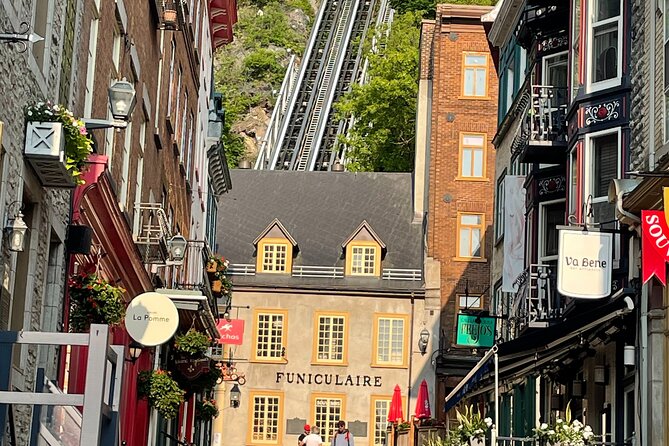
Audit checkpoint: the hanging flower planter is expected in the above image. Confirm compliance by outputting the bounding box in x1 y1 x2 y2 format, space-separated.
195 398 219 421
68 272 125 333
162 2 178 29
24 102 92 188
174 328 213 357
138 369 185 419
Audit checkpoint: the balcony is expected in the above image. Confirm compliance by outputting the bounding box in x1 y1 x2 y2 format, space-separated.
155 0 188 31
515 2 569 49
513 85 568 164
510 264 564 336
133 203 172 264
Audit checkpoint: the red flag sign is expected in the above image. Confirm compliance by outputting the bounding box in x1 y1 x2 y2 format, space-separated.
642 210 669 285
216 319 245 345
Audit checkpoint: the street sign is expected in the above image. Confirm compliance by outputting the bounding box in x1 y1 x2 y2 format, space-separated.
456 314 495 348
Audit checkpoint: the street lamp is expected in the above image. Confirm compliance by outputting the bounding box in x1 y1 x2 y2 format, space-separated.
230 384 241 408
5 202 28 252
125 340 143 364
167 234 187 264
108 78 137 121
83 78 137 130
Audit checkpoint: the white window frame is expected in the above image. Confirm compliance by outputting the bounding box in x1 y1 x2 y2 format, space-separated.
314 313 347 364
571 0 582 101
568 147 579 218
167 40 176 116
538 199 565 264
542 50 569 86
494 172 506 242
83 17 100 118
31 0 55 77
458 294 482 310
119 120 132 211
583 127 621 208
664 0 669 143
253 310 286 361
586 0 623 92
506 59 515 113
112 26 122 75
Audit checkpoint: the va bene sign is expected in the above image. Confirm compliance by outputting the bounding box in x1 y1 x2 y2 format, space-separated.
557 228 613 299
125 292 179 346
456 314 495 348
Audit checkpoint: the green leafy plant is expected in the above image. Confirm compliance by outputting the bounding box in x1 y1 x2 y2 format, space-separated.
68 272 125 333
174 328 213 356
195 398 219 420
208 254 230 281
452 405 493 441
397 421 412 432
533 402 594 446
25 102 93 184
138 370 185 419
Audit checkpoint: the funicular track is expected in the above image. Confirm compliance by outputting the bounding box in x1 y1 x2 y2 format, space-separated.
258 0 393 171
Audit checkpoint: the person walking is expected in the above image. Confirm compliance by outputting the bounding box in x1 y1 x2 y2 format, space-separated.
298 424 311 446
303 425 324 446
331 420 354 446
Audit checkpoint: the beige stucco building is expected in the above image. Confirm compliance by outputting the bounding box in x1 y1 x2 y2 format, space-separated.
215 170 438 446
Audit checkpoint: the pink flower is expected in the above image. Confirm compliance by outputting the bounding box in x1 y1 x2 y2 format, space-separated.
79 127 87 135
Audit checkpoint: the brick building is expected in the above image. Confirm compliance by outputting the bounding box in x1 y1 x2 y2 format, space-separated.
0 0 235 444
414 3 497 417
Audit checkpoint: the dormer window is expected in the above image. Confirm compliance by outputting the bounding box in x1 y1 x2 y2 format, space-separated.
342 221 386 277
253 219 298 274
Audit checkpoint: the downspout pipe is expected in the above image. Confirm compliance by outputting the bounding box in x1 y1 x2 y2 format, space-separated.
407 295 415 418
640 282 649 446
649 0 657 171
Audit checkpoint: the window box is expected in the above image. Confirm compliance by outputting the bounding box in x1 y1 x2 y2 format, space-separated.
24 121 76 188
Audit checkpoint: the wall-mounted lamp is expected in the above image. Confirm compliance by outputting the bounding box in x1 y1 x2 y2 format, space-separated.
230 383 241 408
125 340 143 364
83 78 137 130
167 234 187 264
594 365 608 385
624 345 635 367
5 202 28 252
418 328 430 355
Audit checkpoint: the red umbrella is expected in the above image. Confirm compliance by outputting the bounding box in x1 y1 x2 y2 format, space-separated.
388 384 404 423
414 379 431 419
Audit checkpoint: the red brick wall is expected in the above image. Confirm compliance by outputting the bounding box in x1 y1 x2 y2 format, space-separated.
425 4 498 351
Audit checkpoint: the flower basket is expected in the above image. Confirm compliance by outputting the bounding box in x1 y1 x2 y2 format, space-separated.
138 370 185 419
211 280 222 293
68 272 125 333
469 438 484 446
24 102 92 187
195 398 219 421
207 254 229 282
533 402 594 446
174 328 212 357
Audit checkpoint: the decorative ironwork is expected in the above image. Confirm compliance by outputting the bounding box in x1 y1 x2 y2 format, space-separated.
538 175 566 196
217 363 247 385
538 35 569 54
0 22 43 52
584 99 621 126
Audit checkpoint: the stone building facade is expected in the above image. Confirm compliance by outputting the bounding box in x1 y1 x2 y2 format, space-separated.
415 4 497 416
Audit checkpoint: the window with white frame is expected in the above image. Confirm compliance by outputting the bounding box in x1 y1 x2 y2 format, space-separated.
543 51 568 107
494 171 506 242
538 199 565 265
112 27 122 74
506 58 515 113
370 397 391 446
174 67 182 130
118 120 132 211
586 130 619 223
571 0 582 100
179 91 188 158
167 39 176 116
589 0 621 90
32 0 53 74
83 18 99 118
458 294 482 310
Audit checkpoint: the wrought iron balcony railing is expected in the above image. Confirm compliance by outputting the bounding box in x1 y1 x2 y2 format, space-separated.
514 85 568 164
133 202 172 265
510 264 564 336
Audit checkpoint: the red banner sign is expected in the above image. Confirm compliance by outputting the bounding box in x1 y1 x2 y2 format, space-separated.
642 210 669 285
216 319 244 345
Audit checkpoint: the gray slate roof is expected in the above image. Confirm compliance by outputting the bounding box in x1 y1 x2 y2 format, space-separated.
216 170 424 290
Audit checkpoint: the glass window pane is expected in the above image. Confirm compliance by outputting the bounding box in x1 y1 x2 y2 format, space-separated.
461 214 481 225
463 135 484 146
595 0 620 21
473 149 484 177
593 133 618 197
471 229 481 257
464 68 475 96
462 149 472 176
593 26 618 82
466 54 487 66
459 227 470 257
475 69 486 96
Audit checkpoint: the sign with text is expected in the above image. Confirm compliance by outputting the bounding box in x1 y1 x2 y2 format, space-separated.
557 229 612 299
642 209 669 285
217 319 244 345
125 292 179 346
455 314 495 348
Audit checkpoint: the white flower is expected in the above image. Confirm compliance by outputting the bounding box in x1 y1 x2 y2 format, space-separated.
548 430 555 435
540 423 548 429
584 425 593 432
27 111 32 116
556 418 563 424
484 417 492 427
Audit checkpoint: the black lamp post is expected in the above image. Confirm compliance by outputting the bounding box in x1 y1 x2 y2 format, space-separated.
230 384 241 408
125 340 143 364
